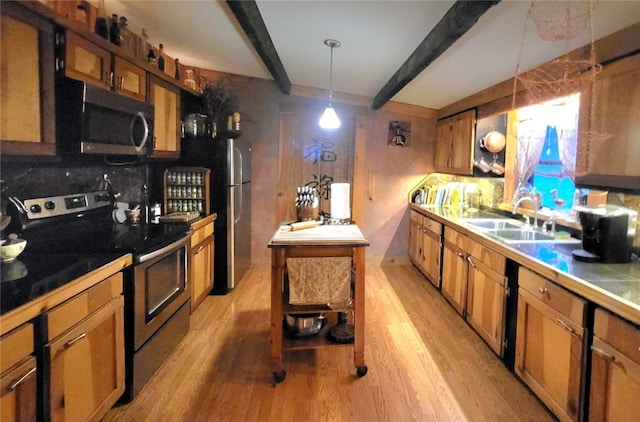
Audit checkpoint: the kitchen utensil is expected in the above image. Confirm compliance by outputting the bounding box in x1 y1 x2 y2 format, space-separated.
1 235 27 261
474 157 491 173
284 313 326 337
489 157 505 175
125 208 141 224
279 220 322 232
480 127 506 153
0 259 28 282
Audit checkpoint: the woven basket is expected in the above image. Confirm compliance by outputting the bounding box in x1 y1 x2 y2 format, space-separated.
516 58 601 104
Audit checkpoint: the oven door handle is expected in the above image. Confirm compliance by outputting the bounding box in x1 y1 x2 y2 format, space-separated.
136 233 192 264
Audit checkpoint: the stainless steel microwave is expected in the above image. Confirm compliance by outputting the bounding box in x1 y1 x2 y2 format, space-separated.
56 78 154 156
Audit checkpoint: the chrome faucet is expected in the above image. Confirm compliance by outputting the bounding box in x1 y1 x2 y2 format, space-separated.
513 195 540 228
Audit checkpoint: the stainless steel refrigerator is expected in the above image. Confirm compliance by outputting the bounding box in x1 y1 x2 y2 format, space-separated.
181 135 251 293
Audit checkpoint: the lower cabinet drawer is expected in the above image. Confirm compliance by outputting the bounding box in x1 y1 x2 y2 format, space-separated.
44 296 125 422
518 267 585 326
44 273 123 341
1 356 37 422
593 308 640 364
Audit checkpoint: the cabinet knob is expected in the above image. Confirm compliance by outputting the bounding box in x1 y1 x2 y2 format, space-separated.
456 251 464 258
538 286 548 294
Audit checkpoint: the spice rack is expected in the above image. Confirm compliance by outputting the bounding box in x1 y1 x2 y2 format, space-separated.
163 167 210 215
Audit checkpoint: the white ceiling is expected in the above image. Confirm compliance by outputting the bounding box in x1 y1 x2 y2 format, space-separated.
103 0 640 110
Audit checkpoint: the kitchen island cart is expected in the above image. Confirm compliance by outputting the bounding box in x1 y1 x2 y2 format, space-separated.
267 224 370 383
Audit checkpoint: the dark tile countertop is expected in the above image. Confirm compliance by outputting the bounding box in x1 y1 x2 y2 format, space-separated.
412 204 640 325
509 242 640 303
0 252 128 316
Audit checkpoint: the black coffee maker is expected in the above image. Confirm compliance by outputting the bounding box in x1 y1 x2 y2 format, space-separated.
573 205 638 263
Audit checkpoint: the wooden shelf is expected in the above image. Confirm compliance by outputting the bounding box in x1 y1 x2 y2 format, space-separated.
282 312 354 351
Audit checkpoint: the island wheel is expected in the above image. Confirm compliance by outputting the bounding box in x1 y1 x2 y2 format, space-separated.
356 365 368 377
272 370 286 384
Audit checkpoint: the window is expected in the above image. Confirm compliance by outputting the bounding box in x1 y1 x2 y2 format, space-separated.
515 94 581 210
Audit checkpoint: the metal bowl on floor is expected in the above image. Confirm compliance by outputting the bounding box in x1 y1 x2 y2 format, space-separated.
284 313 326 337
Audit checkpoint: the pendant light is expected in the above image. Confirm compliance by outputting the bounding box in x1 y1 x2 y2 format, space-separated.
319 39 341 129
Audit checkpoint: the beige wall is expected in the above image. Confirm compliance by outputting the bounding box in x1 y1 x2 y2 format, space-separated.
200 72 437 265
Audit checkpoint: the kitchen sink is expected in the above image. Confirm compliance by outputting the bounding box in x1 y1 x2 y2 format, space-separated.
462 218 523 230
485 229 581 244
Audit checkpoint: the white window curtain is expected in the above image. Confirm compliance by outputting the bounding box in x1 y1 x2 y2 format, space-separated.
550 95 580 182
514 114 547 202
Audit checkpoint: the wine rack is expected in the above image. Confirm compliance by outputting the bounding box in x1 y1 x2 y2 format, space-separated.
163 167 210 215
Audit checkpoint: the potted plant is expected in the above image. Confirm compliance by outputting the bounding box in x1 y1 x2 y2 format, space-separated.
201 79 237 138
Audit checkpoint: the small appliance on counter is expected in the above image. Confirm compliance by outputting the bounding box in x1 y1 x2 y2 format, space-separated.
573 205 638 263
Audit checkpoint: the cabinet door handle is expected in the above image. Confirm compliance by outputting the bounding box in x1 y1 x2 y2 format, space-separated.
467 256 476 267
196 245 205 254
64 332 87 348
556 318 576 335
591 346 616 362
118 75 126 91
456 251 464 258
538 286 548 294
9 367 36 391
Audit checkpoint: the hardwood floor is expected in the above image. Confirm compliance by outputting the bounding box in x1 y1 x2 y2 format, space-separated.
104 264 553 422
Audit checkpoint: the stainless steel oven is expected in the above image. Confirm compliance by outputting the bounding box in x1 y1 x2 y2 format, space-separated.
132 235 190 350
127 232 191 399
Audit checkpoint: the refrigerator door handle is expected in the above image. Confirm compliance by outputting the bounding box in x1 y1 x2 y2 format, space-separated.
235 184 242 224
234 146 243 187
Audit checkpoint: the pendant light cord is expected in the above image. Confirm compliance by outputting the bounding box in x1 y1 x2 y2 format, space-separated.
328 44 334 106
324 39 340 106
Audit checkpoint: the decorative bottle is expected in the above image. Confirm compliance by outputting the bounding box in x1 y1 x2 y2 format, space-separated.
94 0 109 40
158 44 165 71
119 16 134 55
109 14 121 46
147 48 156 66
174 58 180 80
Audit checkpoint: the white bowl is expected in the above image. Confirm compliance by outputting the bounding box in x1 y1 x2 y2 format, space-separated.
1 239 27 262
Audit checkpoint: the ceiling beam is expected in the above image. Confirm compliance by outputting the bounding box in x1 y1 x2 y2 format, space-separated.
371 0 501 110
225 0 291 94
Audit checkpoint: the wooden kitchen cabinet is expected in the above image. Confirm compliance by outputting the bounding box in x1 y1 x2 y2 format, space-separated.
0 323 36 422
409 210 423 270
465 241 507 356
515 267 586 422
113 56 146 101
190 216 216 313
61 30 111 89
0 2 56 156
409 211 442 287
149 75 181 158
441 228 470 315
576 53 640 191
589 308 640 421
42 273 125 422
61 31 146 102
420 215 442 288
434 110 476 175
440 225 508 355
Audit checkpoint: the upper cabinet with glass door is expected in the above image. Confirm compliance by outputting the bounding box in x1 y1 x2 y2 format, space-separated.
60 30 147 102
576 53 640 192
0 2 56 156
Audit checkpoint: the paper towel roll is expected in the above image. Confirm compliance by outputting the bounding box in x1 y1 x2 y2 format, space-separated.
331 183 351 220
